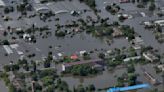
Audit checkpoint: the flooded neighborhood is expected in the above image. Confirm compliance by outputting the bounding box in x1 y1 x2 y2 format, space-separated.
0 0 163 92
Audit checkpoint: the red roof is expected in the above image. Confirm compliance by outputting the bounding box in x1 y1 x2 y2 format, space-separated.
70 54 78 60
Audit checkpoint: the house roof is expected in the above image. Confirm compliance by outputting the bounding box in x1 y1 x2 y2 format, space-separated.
0 0 5 7
112 28 123 37
123 56 141 62
143 52 159 61
63 59 102 67
34 4 50 12
70 54 78 60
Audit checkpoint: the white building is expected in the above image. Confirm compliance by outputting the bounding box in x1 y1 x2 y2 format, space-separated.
0 0 5 7
143 52 159 62
157 65 164 71
123 56 141 62
143 21 154 28
133 37 144 45
79 50 86 56
34 4 50 13
131 37 144 50
23 34 31 41
3 45 13 54
154 20 164 26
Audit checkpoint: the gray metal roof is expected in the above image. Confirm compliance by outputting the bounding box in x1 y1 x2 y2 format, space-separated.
0 0 5 7
34 0 40 4
33 4 50 12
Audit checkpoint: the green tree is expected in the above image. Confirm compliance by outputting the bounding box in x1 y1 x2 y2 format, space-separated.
88 84 96 91
3 65 11 72
41 76 54 86
149 2 156 11
127 64 135 73
8 84 16 92
98 53 105 59
76 85 85 92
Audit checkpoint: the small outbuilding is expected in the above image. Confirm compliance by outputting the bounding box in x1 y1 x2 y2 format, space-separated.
0 0 5 7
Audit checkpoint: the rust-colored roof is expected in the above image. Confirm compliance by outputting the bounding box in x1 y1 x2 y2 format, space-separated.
63 59 102 67
70 54 78 60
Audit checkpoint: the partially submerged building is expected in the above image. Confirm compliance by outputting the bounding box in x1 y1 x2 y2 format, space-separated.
62 59 103 71
3 45 13 54
118 13 133 19
33 0 90 15
33 0 50 13
143 21 154 28
133 37 144 45
33 4 50 13
112 27 123 37
157 65 164 71
144 71 159 85
154 20 164 26
131 37 144 50
0 0 5 7
123 56 141 62
23 33 32 41
10 44 24 55
79 50 86 56
143 52 159 62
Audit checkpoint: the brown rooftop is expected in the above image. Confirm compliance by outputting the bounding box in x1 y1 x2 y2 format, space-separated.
63 59 103 67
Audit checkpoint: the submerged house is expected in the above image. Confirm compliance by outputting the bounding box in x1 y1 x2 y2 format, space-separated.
62 59 103 71
34 4 50 13
144 71 159 85
0 0 5 7
154 20 164 26
23 33 32 41
123 56 141 62
112 27 123 37
131 37 144 50
143 52 159 62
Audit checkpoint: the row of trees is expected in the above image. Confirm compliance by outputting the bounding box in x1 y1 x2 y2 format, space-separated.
63 64 98 76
